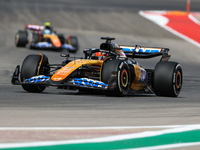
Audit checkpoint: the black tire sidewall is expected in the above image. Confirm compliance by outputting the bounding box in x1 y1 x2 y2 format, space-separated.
20 54 46 92
15 30 27 47
153 61 182 97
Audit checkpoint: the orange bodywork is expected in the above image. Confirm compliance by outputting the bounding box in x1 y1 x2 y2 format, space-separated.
43 34 61 47
51 59 103 82
131 65 147 91
51 58 147 91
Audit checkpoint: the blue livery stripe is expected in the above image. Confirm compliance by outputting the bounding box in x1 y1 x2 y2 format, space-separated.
122 48 134 52
72 78 108 89
62 44 75 50
35 42 52 47
122 47 161 53
25 75 49 83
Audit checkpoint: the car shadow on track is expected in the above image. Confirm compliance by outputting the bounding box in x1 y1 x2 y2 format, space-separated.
17 90 156 98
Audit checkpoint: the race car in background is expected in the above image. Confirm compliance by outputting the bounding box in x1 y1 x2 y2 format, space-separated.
11 37 182 97
15 24 79 52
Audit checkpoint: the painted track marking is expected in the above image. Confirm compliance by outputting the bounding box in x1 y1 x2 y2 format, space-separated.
0 124 200 149
139 10 200 48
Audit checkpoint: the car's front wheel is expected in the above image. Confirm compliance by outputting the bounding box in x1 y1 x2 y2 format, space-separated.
20 54 49 93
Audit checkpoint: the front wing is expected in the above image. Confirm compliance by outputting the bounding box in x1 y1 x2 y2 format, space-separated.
11 65 113 91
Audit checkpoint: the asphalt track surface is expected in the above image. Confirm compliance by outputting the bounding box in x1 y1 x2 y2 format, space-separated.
0 0 200 148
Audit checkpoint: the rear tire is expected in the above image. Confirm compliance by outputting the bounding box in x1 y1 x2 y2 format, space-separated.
67 35 79 53
15 30 27 47
20 54 47 93
101 59 130 96
153 61 182 97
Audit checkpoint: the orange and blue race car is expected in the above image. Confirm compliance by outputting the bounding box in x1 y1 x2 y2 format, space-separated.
15 24 79 52
11 37 182 97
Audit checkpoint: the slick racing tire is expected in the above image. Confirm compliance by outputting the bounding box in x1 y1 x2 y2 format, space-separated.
153 61 182 97
20 54 48 93
101 59 130 96
67 35 79 53
30 33 39 49
15 30 28 47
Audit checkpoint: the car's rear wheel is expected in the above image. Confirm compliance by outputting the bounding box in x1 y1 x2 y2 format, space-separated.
67 35 79 53
101 59 130 96
153 61 182 97
15 30 28 47
20 54 49 93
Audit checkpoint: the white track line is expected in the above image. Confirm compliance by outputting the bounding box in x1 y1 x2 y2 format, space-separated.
0 124 200 149
0 124 197 130
189 14 200 25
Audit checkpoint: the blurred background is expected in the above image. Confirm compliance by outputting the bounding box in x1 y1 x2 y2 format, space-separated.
1 0 200 73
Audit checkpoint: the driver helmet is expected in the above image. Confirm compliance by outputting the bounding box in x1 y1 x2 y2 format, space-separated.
44 22 51 34
45 22 51 28
111 43 126 58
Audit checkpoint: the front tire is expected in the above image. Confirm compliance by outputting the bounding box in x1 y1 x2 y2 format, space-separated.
101 59 130 96
20 54 48 93
153 61 183 97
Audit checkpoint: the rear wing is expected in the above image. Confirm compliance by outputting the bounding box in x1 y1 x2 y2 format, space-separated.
25 24 44 31
120 45 171 61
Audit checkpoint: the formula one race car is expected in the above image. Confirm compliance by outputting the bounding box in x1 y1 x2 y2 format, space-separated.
15 24 79 52
11 37 182 97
